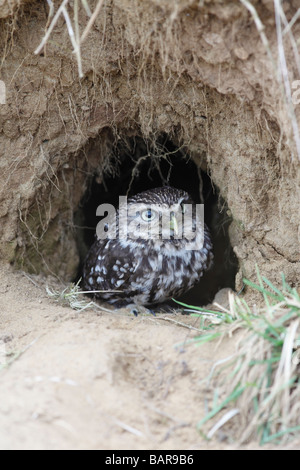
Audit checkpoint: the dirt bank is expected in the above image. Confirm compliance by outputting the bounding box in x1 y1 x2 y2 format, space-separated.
0 0 299 286
0 0 300 450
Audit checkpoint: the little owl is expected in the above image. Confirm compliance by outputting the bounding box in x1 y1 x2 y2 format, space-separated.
83 186 213 308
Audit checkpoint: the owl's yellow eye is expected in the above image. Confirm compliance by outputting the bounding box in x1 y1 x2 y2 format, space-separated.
141 209 157 222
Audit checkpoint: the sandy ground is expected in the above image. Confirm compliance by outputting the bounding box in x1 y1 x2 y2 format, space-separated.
0 0 299 452
0 263 240 450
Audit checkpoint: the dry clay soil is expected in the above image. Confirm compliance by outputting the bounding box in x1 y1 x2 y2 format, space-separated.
1 0 300 451
0 263 242 450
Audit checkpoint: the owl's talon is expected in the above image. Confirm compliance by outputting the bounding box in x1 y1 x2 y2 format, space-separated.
131 307 139 317
125 304 155 316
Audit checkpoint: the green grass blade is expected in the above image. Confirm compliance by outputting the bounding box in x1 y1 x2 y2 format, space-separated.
261 425 300 445
172 298 222 315
197 385 246 430
262 276 285 300
243 278 279 300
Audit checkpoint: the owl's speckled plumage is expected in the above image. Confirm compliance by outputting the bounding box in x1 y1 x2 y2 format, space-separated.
83 186 213 307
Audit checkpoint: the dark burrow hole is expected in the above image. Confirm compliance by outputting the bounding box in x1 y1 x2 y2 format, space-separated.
75 135 238 306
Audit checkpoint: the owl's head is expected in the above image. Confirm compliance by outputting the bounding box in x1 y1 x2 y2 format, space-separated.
123 186 197 242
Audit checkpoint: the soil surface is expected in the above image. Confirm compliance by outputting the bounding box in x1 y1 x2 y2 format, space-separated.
1 0 300 451
0 264 240 450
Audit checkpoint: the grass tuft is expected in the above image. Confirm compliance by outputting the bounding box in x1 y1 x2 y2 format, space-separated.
179 271 300 445
46 278 117 313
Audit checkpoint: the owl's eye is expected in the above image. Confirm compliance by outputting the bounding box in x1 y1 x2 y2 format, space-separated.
180 203 186 214
141 209 157 222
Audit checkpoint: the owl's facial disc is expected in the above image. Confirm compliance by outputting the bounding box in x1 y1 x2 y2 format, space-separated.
140 208 179 235
120 194 199 242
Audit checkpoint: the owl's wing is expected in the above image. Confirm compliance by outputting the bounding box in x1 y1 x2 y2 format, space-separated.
83 238 141 298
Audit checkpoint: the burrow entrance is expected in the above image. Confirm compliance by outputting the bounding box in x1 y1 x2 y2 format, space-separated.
1 0 299 312
74 134 238 306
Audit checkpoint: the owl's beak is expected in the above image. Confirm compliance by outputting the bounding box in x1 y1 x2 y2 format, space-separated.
170 214 179 235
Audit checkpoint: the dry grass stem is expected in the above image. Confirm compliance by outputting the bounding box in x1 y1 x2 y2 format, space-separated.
35 0 105 78
240 0 300 161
